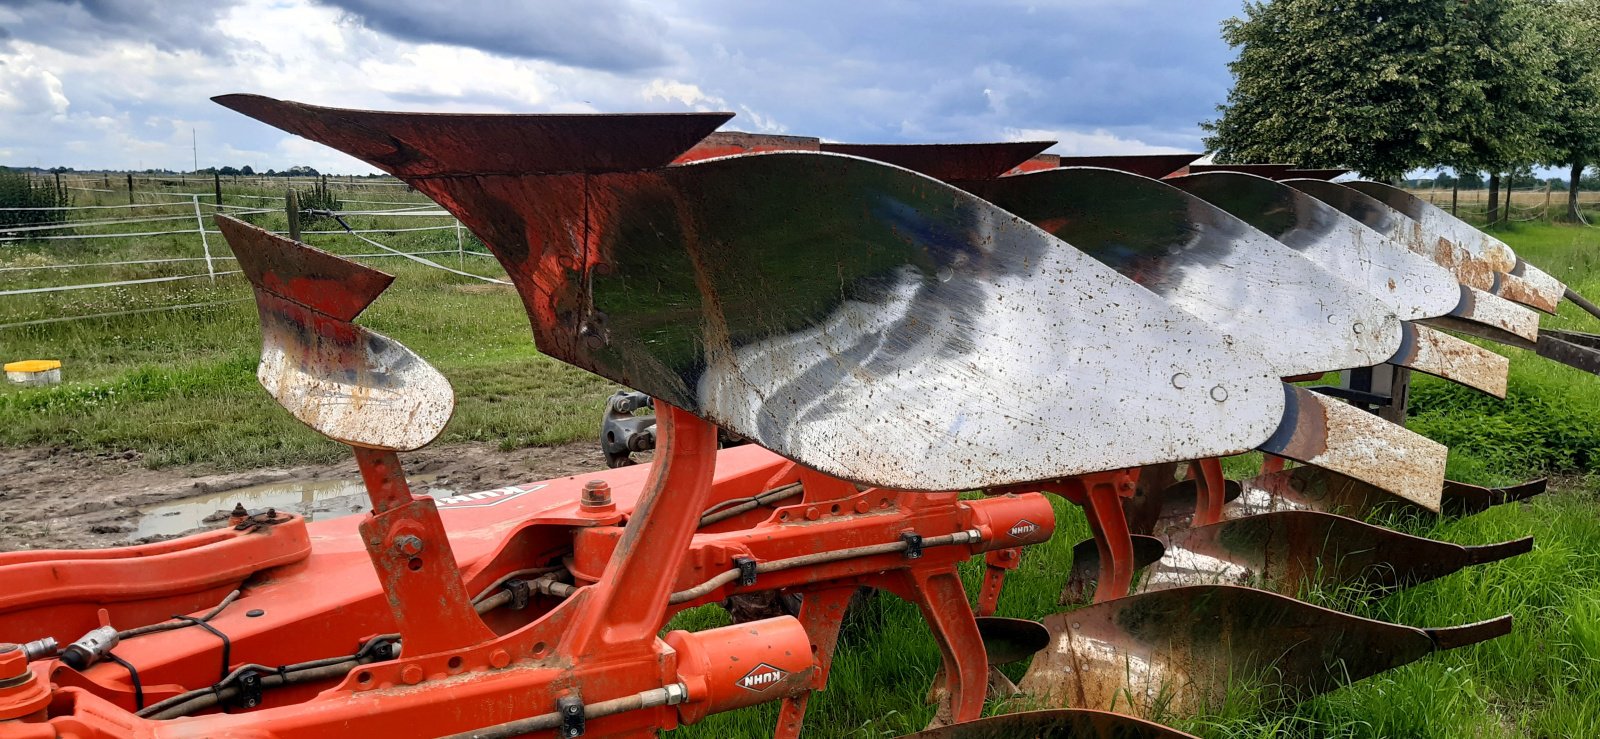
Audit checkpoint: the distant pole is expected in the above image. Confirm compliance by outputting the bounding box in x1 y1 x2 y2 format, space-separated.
192 195 216 283
286 188 301 242
1543 180 1551 222
456 217 465 268
52 171 61 197
1451 181 1458 216
214 171 223 206
127 173 134 204
192 128 199 174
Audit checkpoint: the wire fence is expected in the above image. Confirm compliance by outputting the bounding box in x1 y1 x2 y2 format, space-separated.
0 178 504 331
1411 184 1600 226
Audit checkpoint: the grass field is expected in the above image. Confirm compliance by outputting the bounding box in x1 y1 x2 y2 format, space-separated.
4 180 1600 737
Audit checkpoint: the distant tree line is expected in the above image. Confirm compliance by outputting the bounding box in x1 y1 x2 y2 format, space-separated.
5 164 390 178
1206 0 1600 222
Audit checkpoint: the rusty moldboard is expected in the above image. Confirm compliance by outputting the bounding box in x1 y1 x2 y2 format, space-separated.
820 141 1054 181
1234 465 1548 519
1017 585 1511 716
215 216 455 452
1065 509 1532 599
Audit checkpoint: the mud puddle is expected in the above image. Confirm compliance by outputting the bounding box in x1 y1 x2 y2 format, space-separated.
132 475 454 538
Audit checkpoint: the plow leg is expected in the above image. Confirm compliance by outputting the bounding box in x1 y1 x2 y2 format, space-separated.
889 567 988 729
774 586 856 739
1083 476 1136 602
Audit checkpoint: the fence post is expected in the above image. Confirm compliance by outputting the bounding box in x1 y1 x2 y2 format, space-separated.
456 217 466 268
214 171 223 206
192 195 216 283
126 173 134 205
286 188 301 242
1451 182 1458 216
1544 181 1552 222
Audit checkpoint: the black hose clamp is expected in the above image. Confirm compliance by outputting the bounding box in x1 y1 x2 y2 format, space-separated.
900 532 924 559
733 557 759 587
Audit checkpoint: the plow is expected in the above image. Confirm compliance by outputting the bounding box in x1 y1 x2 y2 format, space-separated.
2 96 1600 738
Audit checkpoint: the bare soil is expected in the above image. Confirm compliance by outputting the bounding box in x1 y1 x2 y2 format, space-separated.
0 442 608 551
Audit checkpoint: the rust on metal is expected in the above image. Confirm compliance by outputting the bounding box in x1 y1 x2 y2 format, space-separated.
1233 465 1544 519
1282 168 1350 180
905 709 1198 738
819 141 1055 181
213 94 731 176
1018 584 1511 716
1535 329 1600 376
1067 510 1532 598
675 131 822 163
1046 153 1202 179
1179 163 1302 178
1420 285 1540 348
1441 478 1549 516
215 215 454 451
1256 386 1445 511
1390 323 1508 398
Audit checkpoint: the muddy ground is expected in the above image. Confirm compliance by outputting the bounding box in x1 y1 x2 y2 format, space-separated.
0 442 609 551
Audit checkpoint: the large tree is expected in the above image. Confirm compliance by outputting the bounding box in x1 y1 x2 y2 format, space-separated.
1536 0 1600 220
1204 0 1554 184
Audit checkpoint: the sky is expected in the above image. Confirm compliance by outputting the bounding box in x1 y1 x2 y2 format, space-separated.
0 0 1250 174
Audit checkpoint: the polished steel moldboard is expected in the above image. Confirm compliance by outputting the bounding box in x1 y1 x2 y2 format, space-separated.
1343 181 1561 314
1066 509 1531 598
1165 174 1504 393
904 709 1198 739
212 95 1288 491
1017 584 1511 716
959 167 1403 378
214 215 455 451
1234 465 1547 519
820 141 1054 181
1286 179 1542 342
1166 172 1461 321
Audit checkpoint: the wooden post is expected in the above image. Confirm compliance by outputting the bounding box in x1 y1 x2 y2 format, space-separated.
214 171 223 206
1451 181 1459 216
1544 180 1552 222
127 173 134 204
287 188 301 242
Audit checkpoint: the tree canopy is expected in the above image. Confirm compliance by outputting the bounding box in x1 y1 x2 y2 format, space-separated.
1203 0 1591 182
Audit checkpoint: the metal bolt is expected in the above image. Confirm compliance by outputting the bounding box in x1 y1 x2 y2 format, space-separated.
401 663 424 685
581 480 613 508
393 535 425 557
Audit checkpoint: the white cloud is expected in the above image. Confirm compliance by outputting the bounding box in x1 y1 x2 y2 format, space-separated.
0 0 1241 172
1004 127 1193 156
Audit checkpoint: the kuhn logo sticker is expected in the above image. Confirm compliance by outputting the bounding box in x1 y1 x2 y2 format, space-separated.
736 663 788 692
436 484 547 509
1007 519 1040 539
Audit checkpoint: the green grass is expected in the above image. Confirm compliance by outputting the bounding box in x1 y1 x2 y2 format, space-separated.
1 182 617 467
5 185 1600 736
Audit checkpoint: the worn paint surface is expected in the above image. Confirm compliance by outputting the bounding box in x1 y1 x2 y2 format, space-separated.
1232 465 1545 519
217 216 454 451
213 96 1290 492
1028 153 1202 179
961 168 1402 378
1168 172 1460 321
1017 584 1509 715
